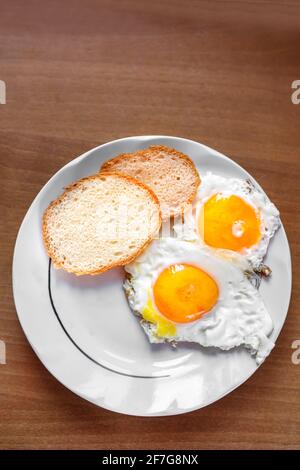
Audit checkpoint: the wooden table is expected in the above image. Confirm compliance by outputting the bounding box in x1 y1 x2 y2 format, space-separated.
0 0 299 450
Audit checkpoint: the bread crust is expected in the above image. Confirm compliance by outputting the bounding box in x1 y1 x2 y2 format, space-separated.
100 145 200 218
42 173 162 276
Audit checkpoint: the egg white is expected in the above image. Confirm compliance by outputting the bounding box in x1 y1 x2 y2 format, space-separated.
173 173 280 268
124 238 274 364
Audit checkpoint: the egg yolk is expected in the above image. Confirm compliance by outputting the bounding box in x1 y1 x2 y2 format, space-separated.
153 264 219 323
143 296 177 337
199 193 261 252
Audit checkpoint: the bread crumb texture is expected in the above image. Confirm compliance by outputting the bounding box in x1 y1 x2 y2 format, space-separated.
42 173 161 275
101 145 200 219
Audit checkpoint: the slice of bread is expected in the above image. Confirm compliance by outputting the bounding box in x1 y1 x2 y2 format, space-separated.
100 145 200 219
42 173 161 275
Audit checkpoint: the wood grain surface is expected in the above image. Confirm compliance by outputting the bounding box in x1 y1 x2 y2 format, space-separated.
0 0 300 450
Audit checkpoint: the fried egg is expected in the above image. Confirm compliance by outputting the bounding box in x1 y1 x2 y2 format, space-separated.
124 238 274 364
173 173 280 268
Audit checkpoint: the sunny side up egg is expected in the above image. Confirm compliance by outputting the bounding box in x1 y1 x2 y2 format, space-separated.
124 238 274 364
173 173 280 268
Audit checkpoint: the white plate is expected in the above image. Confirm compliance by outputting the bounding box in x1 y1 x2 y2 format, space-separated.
12 136 292 416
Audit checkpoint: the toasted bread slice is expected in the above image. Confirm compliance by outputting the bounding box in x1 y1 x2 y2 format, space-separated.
100 145 200 219
42 173 161 275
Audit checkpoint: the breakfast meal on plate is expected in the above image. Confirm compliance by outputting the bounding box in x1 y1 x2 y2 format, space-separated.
42 173 161 275
124 238 274 364
100 145 200 219
173 173 280 269
42 143 281 363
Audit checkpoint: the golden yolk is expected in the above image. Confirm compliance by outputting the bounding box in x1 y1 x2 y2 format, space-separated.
153 264 219 323
142 295 177 338
199 193 261 252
